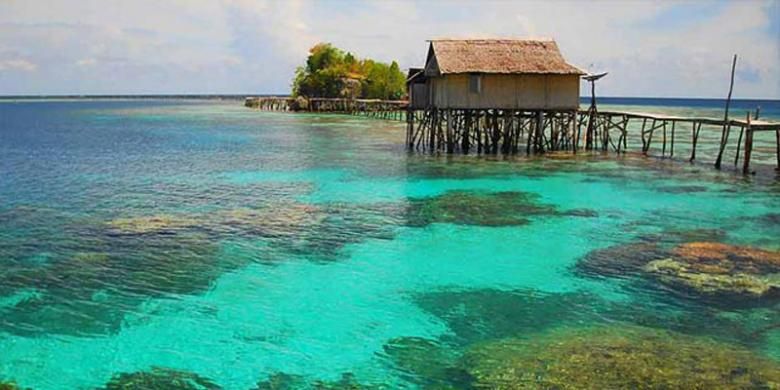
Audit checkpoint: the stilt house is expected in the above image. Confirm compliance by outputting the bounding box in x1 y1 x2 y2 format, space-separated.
408 39 584 110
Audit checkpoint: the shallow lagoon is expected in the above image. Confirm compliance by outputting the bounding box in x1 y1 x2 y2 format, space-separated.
0 100 779 389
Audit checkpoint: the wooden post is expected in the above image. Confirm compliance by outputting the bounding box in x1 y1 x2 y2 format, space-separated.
463 110 471 154
742 112 753 175
734 123 745 166
776 130 780 170
690 122 701 161
536 111 544 153
662 120 667 157
446 109 454 154
645 119 656 154
715 54 738 169
670 121 676 157
477 110 483 154
407 109 415 148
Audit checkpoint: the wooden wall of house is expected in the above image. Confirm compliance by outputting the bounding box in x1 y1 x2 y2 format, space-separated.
428 74 580 110
409 83 429 109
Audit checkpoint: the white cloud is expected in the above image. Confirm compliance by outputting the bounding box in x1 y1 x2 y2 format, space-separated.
0 59 37 72
0 0 777 97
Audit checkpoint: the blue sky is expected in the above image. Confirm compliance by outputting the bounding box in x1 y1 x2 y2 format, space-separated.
0 0 778 98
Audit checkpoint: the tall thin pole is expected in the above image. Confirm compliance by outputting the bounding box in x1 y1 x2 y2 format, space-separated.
715 54 737 169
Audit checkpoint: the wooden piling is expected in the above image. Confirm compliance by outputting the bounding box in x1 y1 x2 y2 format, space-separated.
776 130 780 170
715 54 738 169
742 113 753 175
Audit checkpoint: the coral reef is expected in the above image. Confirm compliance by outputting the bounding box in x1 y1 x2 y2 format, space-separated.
212 203 325 238
100 367 221 390
642 242 780 301
460 325 780 389
0 231 221 336
404 191 557 227
254 372 386 390
107 214 199 235
574 242 670 278
0 381 26 390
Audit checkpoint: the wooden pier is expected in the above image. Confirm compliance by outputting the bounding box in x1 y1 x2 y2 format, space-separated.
405 107 780 174
245 97 407 121
244 96 780 175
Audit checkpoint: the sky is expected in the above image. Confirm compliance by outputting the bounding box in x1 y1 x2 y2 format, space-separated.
0 0 778 98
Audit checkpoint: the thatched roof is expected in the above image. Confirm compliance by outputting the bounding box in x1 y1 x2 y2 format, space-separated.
427 39 584 75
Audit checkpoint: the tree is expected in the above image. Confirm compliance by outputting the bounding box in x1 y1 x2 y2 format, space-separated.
292 43 406 100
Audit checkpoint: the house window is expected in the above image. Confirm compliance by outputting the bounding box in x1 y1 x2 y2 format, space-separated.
469 74 482 94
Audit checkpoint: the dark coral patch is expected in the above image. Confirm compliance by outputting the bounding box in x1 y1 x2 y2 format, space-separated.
575 242 671 279
254 372 386 389
404 190 557 227
99 367 221 390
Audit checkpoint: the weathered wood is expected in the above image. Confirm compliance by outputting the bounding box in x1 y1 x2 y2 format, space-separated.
662 121 667 157
742 113 753 175
715 54 738 169
690 122 701 161
734 124 745 166
399 104 780 176
446 109 454 154
776 130 780 170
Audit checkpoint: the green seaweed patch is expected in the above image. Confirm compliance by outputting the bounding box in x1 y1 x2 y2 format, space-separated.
380 337 470 387
254 372 387 390
99 367 221 390
404 191 557 227
459 325 780 389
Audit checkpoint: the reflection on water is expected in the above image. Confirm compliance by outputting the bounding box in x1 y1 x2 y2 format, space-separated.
0 100 778 389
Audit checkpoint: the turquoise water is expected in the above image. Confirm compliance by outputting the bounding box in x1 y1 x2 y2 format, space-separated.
0 100 779 389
